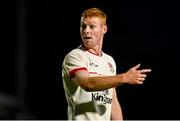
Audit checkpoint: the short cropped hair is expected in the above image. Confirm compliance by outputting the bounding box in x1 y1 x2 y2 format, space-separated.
81 8 107 25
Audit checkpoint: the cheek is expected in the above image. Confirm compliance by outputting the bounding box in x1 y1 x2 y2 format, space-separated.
95 31 103 38
80 31 83 37
93 33 100 39
93 30 102 36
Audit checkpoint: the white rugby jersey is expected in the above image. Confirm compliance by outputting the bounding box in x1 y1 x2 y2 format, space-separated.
62 45 117 120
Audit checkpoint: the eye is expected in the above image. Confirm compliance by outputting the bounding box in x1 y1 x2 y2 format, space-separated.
90 25 96 29
81 24 86 29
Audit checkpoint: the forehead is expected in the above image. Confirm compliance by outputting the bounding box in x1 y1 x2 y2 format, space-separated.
81 17 102 24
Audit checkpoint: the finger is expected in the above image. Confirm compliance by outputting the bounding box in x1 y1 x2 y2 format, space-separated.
133 63 141 70
137 77 145 81
136 81 143 84
140 74 146 78
140 69 151 73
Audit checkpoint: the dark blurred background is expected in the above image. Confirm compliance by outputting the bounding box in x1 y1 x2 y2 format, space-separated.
6 0 180 119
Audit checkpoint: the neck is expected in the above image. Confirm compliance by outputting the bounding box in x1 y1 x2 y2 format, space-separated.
81 44 103 56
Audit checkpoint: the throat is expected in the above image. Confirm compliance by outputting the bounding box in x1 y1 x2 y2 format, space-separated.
88 49 102 56
81 44 102 56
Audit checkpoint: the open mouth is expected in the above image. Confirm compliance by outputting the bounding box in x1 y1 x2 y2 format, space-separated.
84 37 92 39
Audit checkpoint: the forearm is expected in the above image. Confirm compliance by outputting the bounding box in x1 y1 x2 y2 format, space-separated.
82 74 125 91
73 64 151 91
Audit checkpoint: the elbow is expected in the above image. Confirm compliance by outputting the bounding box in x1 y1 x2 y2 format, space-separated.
83 87 92 92
74 77 97 92
81 81 95 92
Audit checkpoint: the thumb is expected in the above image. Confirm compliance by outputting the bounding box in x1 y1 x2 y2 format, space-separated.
133 63 141 70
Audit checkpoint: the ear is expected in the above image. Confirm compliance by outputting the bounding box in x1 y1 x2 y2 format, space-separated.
102 25 108 34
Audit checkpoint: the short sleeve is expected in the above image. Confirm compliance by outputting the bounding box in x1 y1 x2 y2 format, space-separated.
62 49 88 77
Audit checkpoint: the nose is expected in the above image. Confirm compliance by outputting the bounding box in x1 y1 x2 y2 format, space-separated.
84 26 90 34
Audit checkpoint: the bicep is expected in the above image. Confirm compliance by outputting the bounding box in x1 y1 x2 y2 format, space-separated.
112 88 118 103
112 88 121 113
111 88 123 120
71 70 90 89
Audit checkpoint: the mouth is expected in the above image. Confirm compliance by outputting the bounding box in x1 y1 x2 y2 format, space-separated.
84 36 92 39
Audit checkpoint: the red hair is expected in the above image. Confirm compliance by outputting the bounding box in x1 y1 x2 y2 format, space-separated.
81 8 107 25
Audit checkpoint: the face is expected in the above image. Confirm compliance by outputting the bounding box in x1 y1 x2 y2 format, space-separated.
80 17 107 49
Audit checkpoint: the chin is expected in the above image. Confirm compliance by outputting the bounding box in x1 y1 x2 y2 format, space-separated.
82 43 90 49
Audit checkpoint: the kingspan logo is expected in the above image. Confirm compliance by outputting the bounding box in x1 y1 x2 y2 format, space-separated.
92 90 112 104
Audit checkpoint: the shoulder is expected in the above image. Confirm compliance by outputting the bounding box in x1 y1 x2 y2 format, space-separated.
63 47 87 63
102 52 115 61
66 47 86 58
102 52 116 67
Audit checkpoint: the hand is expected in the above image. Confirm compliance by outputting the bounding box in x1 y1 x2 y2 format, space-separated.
122 64 151 85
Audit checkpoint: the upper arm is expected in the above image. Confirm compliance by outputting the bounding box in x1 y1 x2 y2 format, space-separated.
112 88 119 103
112 88 119 111
111 88 123 120
71 69 91 90
63 50 91 90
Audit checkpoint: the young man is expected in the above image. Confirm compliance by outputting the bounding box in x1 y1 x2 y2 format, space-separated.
62 8 151 120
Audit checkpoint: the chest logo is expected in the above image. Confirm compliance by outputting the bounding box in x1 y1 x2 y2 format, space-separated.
108 62 115 73
89 62 98 67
